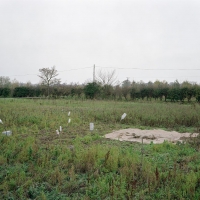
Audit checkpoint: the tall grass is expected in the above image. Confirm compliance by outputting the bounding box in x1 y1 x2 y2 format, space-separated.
0 98 200 199
1 99 200 134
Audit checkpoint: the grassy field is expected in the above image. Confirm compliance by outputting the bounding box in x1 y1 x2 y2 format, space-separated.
0 98 200 199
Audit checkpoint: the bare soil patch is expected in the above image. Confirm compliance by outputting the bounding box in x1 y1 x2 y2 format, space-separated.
104 128 199 144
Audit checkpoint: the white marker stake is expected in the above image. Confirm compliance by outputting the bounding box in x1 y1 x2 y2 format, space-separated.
68 118 71 123
56 130 59 135
121 113 127 121
90 123 94 131
60 126 62 132
0 119 3 124
68 111 71 116
2 130 12 136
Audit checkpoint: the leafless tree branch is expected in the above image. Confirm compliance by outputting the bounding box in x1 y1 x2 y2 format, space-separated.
96 69 117 86
38 66 60 97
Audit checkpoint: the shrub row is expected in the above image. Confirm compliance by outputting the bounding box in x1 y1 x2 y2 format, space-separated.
1 81 200 102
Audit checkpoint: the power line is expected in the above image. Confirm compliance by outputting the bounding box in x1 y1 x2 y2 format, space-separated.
95 66 200 71
58 67 91 72
3 66 200 80
5 67 92 77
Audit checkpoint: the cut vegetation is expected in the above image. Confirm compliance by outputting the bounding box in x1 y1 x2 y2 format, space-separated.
105 128 199 144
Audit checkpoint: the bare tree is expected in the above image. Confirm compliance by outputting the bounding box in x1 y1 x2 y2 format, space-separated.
96 69 117 86
10 79 20 90
0 76 11 87
38 66 60 97
95 69 117 99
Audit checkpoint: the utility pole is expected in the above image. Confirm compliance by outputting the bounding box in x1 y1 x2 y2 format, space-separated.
93 64 95 83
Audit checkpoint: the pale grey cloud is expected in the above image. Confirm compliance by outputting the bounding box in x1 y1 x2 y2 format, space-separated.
0 0 200 84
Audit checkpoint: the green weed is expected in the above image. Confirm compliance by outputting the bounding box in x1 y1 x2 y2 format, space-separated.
1 99 200 199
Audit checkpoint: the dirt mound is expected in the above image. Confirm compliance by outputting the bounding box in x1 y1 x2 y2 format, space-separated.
104 128 199 144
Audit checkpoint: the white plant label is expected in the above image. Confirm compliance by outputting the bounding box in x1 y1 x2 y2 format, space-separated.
121 113 127 120
90 123 94 131
2 130 12 136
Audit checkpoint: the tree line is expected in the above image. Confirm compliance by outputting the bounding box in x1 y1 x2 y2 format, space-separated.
1 77 200 102
1 66 200 102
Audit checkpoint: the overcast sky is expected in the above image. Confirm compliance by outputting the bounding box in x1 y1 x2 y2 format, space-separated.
1 0 200 85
